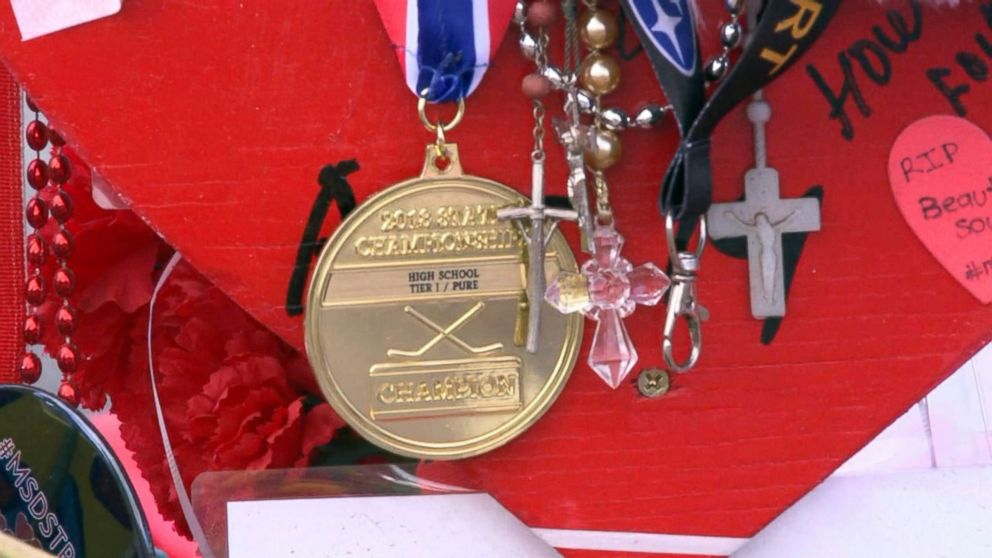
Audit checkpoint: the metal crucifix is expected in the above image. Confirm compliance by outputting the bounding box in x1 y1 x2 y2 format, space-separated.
707 92 821 319
498 158 578 353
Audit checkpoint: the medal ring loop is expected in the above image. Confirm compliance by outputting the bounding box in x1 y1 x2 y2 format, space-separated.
417 95 466 134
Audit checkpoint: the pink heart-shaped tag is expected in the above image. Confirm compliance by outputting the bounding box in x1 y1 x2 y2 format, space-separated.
888 115 992 304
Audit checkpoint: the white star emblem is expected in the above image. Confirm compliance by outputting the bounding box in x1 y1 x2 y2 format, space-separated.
649 0 685 65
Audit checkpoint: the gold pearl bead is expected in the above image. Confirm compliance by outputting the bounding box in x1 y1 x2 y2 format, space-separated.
579 52 621 96
584 129 622 171
580 9 619 49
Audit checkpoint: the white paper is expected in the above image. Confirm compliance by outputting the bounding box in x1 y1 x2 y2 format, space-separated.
10 0 121 41
925 359 992 467
227 493 560 558
837 341 992 476
535 528 748 556
734 467 992 558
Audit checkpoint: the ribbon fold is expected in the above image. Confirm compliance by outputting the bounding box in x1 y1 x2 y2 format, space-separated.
373 0 517 102
622 0 841 225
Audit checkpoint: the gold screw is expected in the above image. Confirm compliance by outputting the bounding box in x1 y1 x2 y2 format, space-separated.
637 368 670 398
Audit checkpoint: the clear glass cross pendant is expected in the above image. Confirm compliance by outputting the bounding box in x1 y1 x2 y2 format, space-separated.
545 224 670 388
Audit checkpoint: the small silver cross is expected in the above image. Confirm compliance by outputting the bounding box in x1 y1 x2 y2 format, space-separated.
554 118 595 253
707 92 821 319
498 158 578 353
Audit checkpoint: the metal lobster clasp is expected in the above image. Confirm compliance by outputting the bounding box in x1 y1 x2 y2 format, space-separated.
662 214 708 373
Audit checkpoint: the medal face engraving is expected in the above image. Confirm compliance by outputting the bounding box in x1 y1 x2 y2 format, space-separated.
305 146 582 459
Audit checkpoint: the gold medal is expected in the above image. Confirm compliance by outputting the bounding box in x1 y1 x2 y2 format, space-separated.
305 144 582 459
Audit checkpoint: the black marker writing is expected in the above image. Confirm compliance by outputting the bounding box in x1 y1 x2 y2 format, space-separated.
285 160 358 316
925 2 992 116
899 142 958 183
806 0 923 140
965 257 992 281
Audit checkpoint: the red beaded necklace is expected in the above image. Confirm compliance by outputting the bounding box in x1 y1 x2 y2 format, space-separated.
19 99 80 406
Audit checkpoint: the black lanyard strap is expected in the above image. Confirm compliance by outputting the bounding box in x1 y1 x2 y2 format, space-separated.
623 0 841 224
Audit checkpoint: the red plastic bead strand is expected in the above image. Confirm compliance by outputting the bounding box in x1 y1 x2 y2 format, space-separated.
19 100 48 385
49 132 80 404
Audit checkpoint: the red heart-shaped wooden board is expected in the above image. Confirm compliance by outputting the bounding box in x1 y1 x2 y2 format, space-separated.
2 0 991 545
888 115 992 303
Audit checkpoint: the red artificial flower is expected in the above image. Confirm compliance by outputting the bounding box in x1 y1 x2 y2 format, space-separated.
34 148 344 536
186 356 333 470
38 149 170 410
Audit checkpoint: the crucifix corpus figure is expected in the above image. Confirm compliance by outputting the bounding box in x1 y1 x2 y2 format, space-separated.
707 92 820 319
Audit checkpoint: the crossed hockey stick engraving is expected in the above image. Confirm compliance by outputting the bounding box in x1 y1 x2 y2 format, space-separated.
387 302 503 358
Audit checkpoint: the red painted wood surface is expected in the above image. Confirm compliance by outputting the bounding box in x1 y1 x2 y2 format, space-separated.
1 0 990 542
0 65 21 383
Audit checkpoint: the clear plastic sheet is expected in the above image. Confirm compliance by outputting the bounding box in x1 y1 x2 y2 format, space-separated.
190 464 475 558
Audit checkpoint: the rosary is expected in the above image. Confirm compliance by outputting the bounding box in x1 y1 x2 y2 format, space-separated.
507 0 742 388
506 0 836 389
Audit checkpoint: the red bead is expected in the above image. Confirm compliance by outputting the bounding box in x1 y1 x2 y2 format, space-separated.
51 230 74 259
50 191 73 223
527 1 558 26
19 352 42 384
26 159 49 190
49 129 65 147
25 97 38 112
55 304 78 336
23 314 42 344
522 73 553 99
53 267 75 297
25 120 48 151
56 343 79 373
26 233 47 266
57 381 79 407
49 154 71 185
25 197 48 228
25 275 46 306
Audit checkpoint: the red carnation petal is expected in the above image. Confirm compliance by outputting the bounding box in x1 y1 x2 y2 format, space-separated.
296 403 342 466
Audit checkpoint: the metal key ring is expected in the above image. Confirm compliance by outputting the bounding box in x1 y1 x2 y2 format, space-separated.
665 213 707 266
417 95 465 133
662 212 708 373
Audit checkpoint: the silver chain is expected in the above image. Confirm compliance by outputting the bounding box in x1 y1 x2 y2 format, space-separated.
704 0 747 82
532 99 546 162
532 28 549 162
562 0 581 75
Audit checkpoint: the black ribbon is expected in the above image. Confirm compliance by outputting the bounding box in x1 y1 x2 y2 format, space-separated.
621 0 840 227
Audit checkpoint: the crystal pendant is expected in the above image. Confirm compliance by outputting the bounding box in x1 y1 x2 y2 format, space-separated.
589 307 637 388
545 224 670 388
